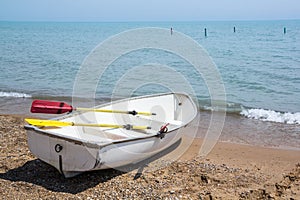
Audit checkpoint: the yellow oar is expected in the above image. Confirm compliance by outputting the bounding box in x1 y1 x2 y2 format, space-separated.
25 118 151 130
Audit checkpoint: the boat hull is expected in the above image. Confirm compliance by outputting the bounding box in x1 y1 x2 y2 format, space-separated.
27 126 183 177
25 93 197 177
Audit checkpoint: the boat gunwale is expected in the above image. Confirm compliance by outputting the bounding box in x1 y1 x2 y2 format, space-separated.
61 92 193 119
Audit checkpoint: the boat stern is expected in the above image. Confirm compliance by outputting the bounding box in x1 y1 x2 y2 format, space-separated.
25 127 101 177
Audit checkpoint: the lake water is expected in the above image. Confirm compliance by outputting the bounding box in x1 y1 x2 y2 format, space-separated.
0 21 299 149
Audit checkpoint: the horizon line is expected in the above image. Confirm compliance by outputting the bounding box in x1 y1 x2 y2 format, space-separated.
1 18 300 23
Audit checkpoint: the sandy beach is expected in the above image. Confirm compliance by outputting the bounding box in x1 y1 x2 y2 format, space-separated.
0 114 299 199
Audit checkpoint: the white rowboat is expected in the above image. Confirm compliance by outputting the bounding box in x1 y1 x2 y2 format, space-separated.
24 93 197 177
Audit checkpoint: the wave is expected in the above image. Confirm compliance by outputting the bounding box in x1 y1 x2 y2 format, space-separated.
241 108 300 125
0 91 32 98
198 99 300 125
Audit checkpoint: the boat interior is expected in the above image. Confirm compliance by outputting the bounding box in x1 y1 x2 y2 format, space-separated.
31 93 196 145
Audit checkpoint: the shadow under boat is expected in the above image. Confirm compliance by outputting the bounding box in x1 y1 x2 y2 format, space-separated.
0 138 181 194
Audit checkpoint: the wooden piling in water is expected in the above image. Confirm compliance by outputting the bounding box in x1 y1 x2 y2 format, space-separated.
204 28 207 37
283 27 286 34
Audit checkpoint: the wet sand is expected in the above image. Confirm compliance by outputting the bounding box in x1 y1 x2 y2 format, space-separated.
0 114 299 199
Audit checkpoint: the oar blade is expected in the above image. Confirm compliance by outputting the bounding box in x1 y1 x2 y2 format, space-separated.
31 100 73 114
25 118 72 127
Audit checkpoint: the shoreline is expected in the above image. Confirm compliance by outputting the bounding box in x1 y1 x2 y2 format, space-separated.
0 114 299 199
1 96 299 150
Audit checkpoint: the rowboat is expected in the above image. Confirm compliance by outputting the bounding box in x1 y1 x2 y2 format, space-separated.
24 93 197 177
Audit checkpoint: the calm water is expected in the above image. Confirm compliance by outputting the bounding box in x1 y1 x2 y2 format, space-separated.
0 21 299 149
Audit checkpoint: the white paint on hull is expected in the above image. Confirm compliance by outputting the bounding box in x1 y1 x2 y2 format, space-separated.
25 93 197 177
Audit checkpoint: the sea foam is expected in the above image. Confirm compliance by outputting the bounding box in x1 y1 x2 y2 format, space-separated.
0 91 32 98
241 108 300 124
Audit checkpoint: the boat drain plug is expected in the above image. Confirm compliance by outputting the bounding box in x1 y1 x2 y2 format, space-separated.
55 144 63 153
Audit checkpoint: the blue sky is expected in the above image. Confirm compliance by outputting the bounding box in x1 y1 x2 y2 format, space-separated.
1 0 300 21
